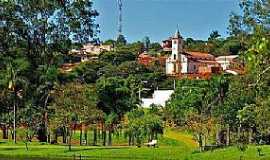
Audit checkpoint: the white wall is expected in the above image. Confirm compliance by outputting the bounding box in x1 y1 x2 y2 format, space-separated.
181 54 188 73
216 60 230 70
141 90 174 108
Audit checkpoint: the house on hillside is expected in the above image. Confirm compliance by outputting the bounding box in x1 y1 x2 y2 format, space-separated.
216 55 245 75
69 43 113 61
137 52 168 67
216 55 239 70
81 43 113 55
137 52 156 66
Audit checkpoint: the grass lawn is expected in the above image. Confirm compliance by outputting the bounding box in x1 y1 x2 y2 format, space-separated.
0 130 270 160
0 142 270 160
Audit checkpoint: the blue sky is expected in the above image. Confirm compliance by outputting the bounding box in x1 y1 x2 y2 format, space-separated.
93 0 241 42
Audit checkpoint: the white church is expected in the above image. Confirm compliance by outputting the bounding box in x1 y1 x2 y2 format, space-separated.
165 30 220 75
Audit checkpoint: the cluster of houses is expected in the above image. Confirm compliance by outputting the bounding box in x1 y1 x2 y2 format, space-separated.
60 30 244 108
138 29 244 78
62 29 244 77
138 30 244 108
60 43 113 73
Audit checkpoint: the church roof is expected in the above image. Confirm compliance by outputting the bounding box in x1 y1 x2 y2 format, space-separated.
216 55 239 61
184 52 215 60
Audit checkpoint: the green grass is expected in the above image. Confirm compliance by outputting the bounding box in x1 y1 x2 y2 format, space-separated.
0 142 270 160
164 129 198 149
0 142 190 160
1 130 270 160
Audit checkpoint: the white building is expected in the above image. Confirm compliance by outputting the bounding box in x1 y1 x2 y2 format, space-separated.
165 30 185 75
141 90 174 108
70 43 113 57
216 55 239 70
165 30 220 75
82 43 113 55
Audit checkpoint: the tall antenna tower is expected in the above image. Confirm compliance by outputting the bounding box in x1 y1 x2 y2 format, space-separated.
117 0 123 36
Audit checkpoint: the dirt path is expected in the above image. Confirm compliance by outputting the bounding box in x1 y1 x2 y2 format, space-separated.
164 129 198 149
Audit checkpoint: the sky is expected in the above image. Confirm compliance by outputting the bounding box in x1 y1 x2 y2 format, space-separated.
93 0 241 43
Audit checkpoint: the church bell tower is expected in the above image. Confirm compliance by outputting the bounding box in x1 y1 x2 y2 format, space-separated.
166 29 184 75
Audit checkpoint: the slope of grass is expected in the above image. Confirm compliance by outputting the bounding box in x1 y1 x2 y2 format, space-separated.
164 129 198 149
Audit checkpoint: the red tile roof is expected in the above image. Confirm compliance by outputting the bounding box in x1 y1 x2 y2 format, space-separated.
185 52 215 60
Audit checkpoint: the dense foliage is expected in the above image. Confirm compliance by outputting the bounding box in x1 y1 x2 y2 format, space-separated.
1 1 270 153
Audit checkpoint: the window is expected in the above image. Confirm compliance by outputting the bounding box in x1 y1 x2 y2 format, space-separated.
174 54 176 60
174 40 177 44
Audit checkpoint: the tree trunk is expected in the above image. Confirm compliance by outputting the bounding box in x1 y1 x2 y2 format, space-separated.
132 135 135 146
98 128 101 140
128 134 131 146
2 126 8 139
48 130 50 143
148 133 151 142
102 130 106 146
198 133 203 152
84 128 88 146
216 125 220 145
10 129 14 140
44 94 49 143
151 132 154 141
68 128 72 151
202 135 206 151
54 131 58 143
93 128 97 146
25 142 29 151
108 130 112 146
63 126 67 144
13 99 16 144
80 126 83 146
249 128 253 144
237 124 241 141
226 125 230 146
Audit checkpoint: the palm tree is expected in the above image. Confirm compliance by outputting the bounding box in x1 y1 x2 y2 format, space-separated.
5 58 29 143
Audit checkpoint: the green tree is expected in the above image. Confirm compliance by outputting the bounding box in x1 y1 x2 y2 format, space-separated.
96 76 138 145
116 34 127 46
99 51 136 66
142 36 151 51
0 57 30 143
50 83 99 149
124 109 163 147
149 43 162 52
208 30 221 41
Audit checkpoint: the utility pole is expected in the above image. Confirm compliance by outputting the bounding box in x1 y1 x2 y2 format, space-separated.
173 79 176 90
117 0 123 36
13 99 16 143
